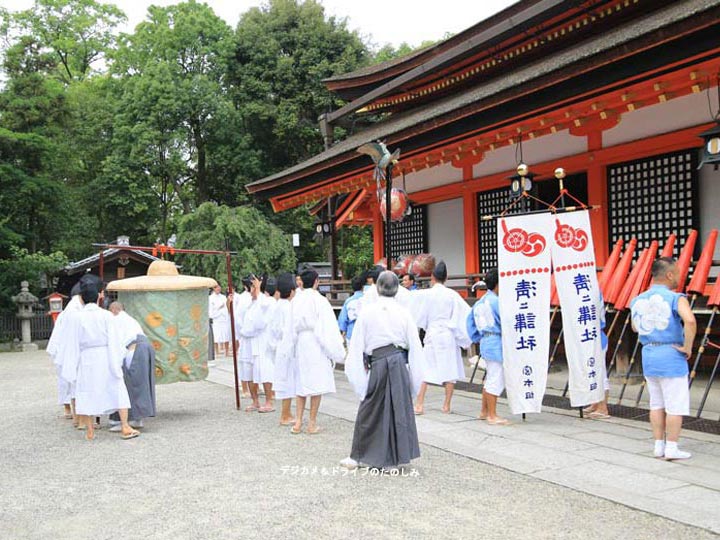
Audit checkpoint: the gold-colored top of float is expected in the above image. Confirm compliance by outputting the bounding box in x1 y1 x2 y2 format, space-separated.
107 260 218 291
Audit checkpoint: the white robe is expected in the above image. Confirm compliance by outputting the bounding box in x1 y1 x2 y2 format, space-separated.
56 304 131 416
113 310 145 368
290 288 345 396
209 292 231 343
46 295 83 405
270 298 294 398
238 295 270 382
415 283 472 384
253 294 276 384
232 290 253 338
345 296 425 400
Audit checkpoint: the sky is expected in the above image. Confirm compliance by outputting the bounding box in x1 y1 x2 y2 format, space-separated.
0 0 518 49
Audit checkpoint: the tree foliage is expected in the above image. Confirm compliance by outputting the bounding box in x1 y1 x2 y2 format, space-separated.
174 203 297 286
0 0 438 312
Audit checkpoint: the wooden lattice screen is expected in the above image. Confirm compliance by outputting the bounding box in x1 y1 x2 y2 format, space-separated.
476 187 524 272
607 150 698 257
389 204 428 256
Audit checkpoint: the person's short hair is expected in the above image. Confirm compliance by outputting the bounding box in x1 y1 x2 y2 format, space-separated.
367 265 383 282
109 301 124 314
377 271 399 298
405 273 416 283
301 269 318 289
484 268 499 291
351 276 364 292
265 277 277 296
432 261 448 282
79 274 102 304
652 256 676 278
241 275 252 292
276 272 296 299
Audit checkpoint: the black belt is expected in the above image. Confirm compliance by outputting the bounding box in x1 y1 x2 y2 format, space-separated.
363 344 408 370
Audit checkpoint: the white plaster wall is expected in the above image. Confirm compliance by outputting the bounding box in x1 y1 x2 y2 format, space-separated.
699 164 720 278
404 161 463 194
604 92 710 148
473 131 588 179
427 198 466 285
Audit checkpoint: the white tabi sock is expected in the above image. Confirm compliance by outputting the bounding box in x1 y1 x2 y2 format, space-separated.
653 439 665 458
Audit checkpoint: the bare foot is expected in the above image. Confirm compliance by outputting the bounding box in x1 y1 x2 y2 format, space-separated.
487 417 509 425
291 423 303 434
306 424 321 435
121 428 140 440
414 405 424 415
478 414 487 421
86 424 95 441
279 417 295 426
441 405 451 414
583 405 597 414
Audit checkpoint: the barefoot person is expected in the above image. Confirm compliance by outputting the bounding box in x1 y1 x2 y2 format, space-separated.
108 302 157 431
56 275 139 441
342 271 424 470
289 270 345 434
255 276 277 413
271 273 297 425
46 283 83 424
467 268 508 425
631 257 697 460
238 275 270 412
229 278 253 397
413 261 472 414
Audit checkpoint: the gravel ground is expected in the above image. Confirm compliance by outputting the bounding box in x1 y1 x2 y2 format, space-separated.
1 351 716 540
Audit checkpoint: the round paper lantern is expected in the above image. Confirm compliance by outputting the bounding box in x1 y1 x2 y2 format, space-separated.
379 188 409 222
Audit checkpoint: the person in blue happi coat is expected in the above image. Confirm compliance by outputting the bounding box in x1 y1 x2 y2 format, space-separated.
338 275 364 343
467 268 509 425
630 257 696 460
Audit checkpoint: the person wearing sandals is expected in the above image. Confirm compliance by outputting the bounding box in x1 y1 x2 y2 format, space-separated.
583 292 611 420
288 270 345 434
55 275 139 441
342 271 424 470
467 268 509 426
253 276 277 413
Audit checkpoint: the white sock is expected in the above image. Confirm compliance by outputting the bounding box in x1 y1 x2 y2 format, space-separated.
665 441 678 451
654 440 665 450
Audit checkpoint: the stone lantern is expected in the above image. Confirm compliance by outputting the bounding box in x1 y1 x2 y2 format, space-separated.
12 281 39 351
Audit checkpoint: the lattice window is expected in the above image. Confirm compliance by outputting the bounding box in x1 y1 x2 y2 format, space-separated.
389 204 428 256
608 150 698 258
476 188 524 272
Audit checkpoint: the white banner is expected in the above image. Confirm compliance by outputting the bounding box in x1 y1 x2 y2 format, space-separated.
497 214 553 414
550 210 606 407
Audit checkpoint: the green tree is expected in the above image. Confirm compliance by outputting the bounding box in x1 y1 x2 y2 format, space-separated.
3 0 126 83
174 202 297 286
0 246 67 312
112 1 235 208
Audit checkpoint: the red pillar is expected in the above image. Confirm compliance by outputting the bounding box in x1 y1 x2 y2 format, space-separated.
462 163 480 274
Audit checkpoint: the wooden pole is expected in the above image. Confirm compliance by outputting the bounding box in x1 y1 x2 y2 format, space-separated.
225 249 240 411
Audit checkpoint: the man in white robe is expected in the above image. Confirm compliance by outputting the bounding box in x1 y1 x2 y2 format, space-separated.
228 278 253 397
209 285 230 359
342 271 424 470
254 276 277 412
413 261 472 414
288 270 345 434
238 275 272 412
55 276 139 441
271 273 297 425
108 302 156 429
46 286 83 422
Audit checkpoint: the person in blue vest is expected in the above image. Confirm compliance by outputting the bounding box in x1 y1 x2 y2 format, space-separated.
630 257 697 460
401 273 418 291
467 268 508 425
338 275 364 343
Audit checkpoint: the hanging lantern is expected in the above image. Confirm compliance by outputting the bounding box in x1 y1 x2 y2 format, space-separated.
698 121 720 170
379 188 409 222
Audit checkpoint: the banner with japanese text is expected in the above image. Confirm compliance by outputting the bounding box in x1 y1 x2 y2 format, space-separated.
497 213 553 414
550 210 606 407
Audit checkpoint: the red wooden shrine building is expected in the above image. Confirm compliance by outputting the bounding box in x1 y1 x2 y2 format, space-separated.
248 0 720 286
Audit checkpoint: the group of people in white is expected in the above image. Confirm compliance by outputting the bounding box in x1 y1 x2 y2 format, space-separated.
47 274 156 441
49 255 696 467
207 255 697 469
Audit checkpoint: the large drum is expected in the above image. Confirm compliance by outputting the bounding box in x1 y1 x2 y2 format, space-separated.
107 260 217 384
